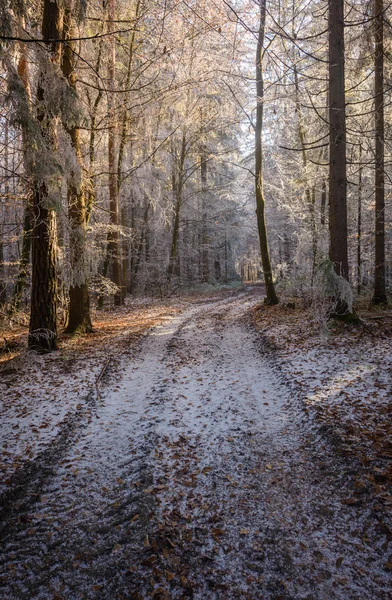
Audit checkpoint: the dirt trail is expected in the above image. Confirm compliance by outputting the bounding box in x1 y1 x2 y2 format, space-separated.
0 290 390 599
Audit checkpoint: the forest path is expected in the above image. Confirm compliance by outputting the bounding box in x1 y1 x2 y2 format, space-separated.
0 289 389 599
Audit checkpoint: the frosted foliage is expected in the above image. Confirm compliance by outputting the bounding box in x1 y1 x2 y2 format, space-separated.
69 250 90 287
60 198 92 290
276 229 317 302
315 258 353 315
36 50 84 131
4 56 62 197
4 56 37 136
3 49 85 211
90 274 120 298
59 220 90 287
58 130 82 191
70 223 126 289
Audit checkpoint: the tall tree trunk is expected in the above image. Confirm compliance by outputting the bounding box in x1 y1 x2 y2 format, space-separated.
28 0 62 352
62 9 92 334
116 0 140 297
131 201 150 286
168 134 186 281
291 2 318 287
86 34 104 224
117 0 140 193
168 193 182 281
128 197 136 294
357 144 363 295
373 0 387 304
293 62 318 288
328 0 349 281
108 0 123 305
29 188 58 351
320 180 327 226
224 231 228 283
121 206 129 294
0 232 6 306
255 0 278 305
0 122 8 306
200 147 209 282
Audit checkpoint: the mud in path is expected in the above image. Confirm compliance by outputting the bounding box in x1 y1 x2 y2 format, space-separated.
0 289 390 599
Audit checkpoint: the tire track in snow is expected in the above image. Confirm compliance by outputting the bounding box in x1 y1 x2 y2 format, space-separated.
0 291 254 599
125 296 391 599
0 289 390 599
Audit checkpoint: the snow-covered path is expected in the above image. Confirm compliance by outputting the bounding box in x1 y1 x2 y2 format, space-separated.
0 290 390 599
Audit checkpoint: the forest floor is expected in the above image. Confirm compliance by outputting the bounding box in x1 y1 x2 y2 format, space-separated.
0 286 391 599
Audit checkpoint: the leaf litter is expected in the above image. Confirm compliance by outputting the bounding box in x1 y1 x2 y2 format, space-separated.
0 287 391 599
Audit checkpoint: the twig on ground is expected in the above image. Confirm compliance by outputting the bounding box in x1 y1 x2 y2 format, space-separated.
353 307 376 337
95 356 112 400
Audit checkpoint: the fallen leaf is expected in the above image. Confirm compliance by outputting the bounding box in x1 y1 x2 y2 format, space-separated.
342 498 359 506
141 555 157 567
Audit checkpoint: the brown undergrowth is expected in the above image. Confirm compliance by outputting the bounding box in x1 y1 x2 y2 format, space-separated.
0 303 179 365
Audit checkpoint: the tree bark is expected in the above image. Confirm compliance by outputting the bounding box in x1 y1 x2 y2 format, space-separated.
62 8 92 334
328 0 349 281
28 0 62 352
357 144 363 295
86 35 104 224
293 60 318 288
168 133 186 281
131 201 150 286
255 0 278 305
0 234 6 307
117 0 141 194
320 180 327 226
29 184 58 351
200 147 209 282
107 0 123 305
117 0 141 297
0 123 8 307
373 0 387 304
